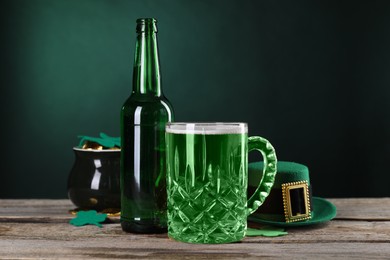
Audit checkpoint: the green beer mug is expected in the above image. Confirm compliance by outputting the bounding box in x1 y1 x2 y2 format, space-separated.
165 122 277 243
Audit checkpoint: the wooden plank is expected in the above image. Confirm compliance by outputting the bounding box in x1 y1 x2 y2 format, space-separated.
0 199 73 208
1 220 389 243
0 199 389 259
0 200 73 216
0 222 389 259
0 200 75 223
1 198 390 221
329 198 390 220
0 239 389 259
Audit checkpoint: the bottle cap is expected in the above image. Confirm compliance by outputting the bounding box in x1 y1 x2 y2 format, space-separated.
136 18 158 33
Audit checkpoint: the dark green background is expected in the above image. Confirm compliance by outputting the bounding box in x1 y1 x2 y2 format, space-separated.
1 0 389 198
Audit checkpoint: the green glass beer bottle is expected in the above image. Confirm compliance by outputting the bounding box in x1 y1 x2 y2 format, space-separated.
120 18 174 233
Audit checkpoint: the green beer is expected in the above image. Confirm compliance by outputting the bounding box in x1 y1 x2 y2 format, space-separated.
165 123 277 244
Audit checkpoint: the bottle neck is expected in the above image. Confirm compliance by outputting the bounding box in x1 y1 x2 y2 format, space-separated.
132 19 162 96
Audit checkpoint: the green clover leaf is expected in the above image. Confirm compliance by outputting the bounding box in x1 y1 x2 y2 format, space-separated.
246 226 288 237
77 132 120 148
69 210 107 228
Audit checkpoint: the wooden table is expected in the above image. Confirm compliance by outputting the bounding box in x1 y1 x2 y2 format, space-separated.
0 198 389 259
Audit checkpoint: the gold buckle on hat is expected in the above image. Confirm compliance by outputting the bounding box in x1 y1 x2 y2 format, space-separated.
282 181 311 223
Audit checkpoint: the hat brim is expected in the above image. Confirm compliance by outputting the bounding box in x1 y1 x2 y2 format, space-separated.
248 197 337 227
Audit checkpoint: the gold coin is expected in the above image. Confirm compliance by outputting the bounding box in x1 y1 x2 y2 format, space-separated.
68 208 120 217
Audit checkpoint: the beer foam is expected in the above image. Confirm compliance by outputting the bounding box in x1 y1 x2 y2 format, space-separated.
166 123 248 135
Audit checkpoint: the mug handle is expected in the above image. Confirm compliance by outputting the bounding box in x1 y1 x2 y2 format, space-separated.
247 136 277 215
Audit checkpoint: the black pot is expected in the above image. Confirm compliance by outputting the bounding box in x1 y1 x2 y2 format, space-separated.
67 148 121 210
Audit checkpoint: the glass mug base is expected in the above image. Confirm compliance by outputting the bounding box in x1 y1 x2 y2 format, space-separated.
168 216 246 244
168 232 246 244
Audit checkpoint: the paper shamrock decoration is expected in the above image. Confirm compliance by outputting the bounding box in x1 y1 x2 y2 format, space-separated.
69 210 108 228
78 132 120 149
246 226 288 237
